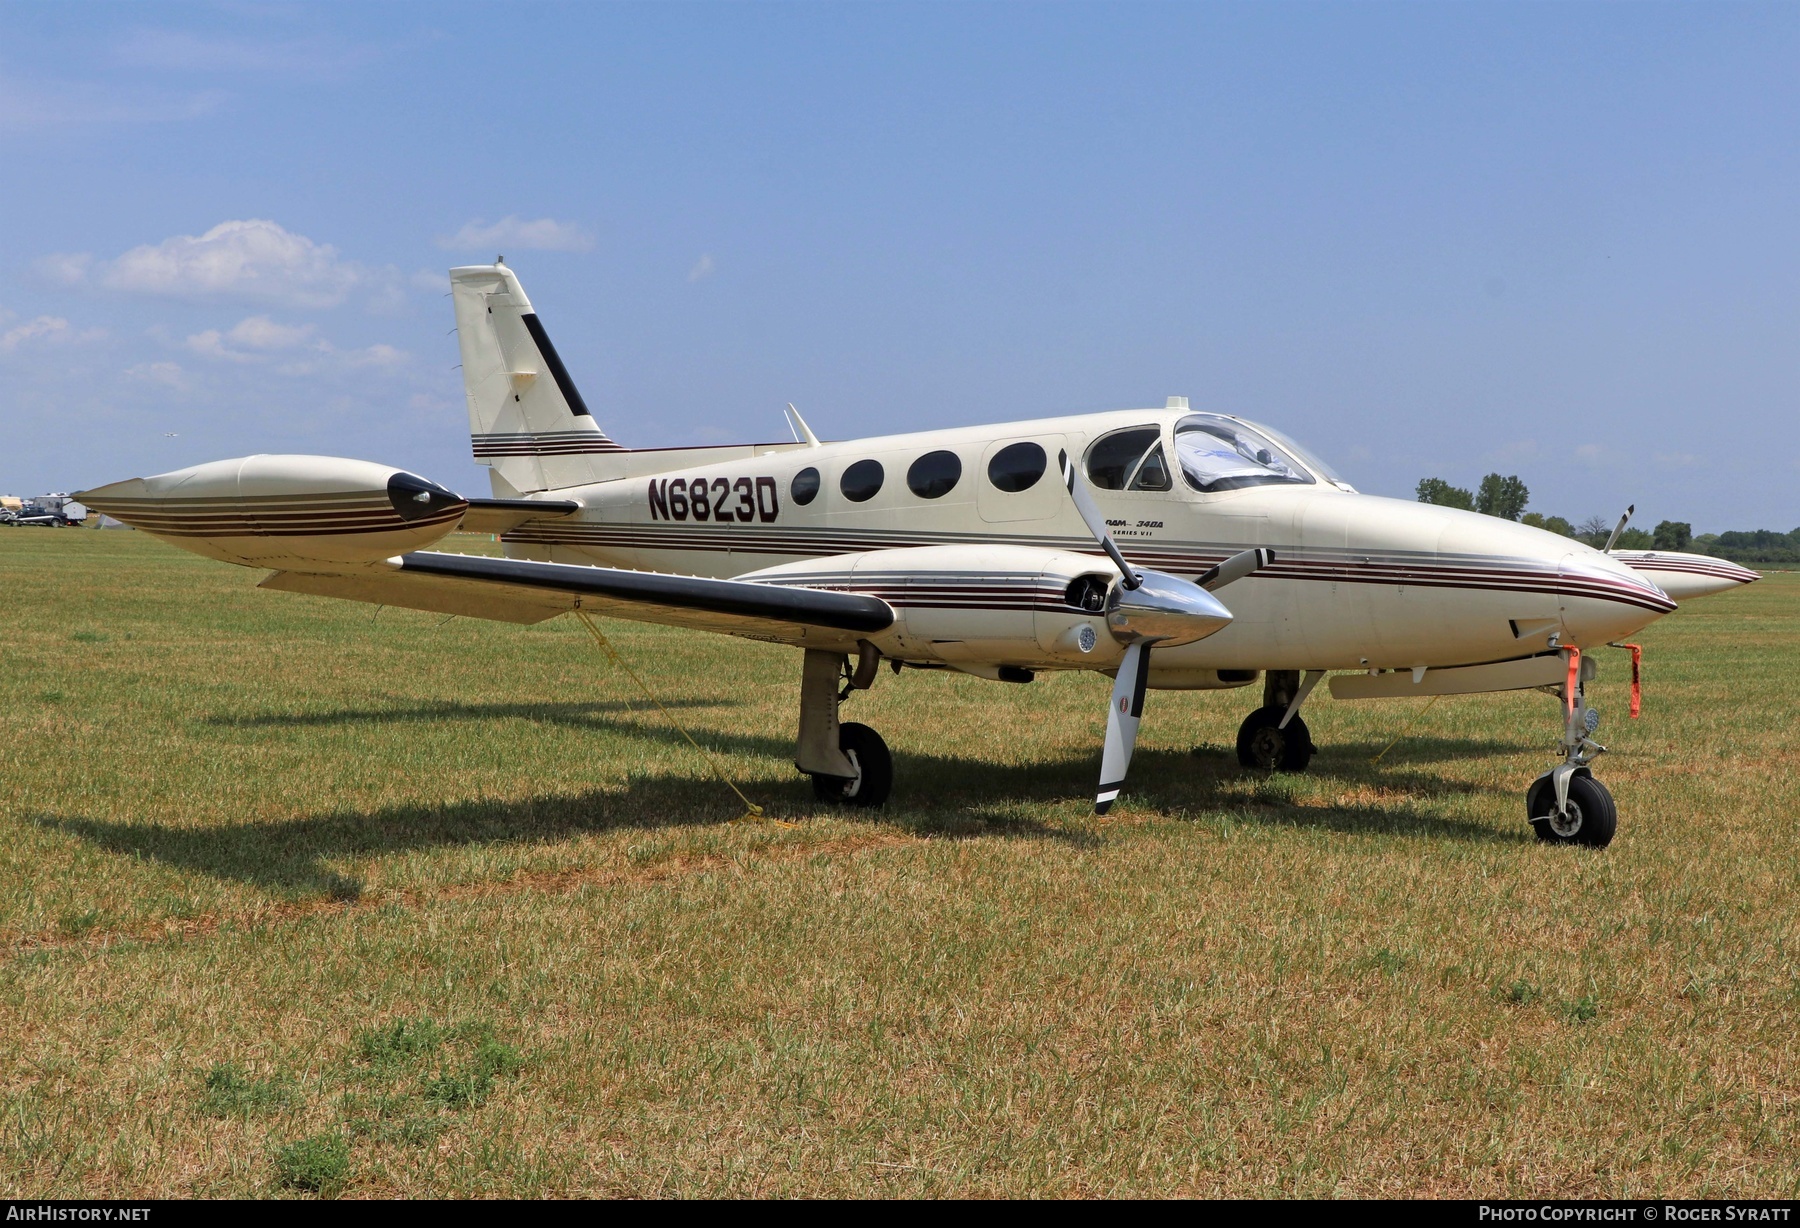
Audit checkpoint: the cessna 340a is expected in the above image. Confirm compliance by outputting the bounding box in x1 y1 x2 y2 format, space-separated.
78 263 1760 847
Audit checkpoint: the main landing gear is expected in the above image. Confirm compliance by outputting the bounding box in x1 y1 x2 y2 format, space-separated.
795 645 892 808
1527 648 1616 848
1234 669 1322 772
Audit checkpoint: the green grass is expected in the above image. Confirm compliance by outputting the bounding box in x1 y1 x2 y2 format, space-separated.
2 528 1798 1196
273 1133 349 1194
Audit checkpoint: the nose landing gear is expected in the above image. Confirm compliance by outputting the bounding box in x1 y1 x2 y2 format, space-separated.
1528 647 1616 847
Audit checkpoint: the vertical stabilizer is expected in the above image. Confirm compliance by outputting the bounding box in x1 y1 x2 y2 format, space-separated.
451 264 625 492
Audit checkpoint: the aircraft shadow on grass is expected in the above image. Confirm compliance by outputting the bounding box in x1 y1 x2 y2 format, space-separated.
201 697 730 730
45 703 1520 898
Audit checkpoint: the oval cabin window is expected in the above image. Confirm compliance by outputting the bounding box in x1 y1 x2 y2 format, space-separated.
791 467 821 506
840 459 884 503
986 442 1047 493
906 450 962 499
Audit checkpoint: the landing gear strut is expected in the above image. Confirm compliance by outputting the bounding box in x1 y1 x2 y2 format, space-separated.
796 644 892 808
1528 648 1616 847
1234 669 1321 772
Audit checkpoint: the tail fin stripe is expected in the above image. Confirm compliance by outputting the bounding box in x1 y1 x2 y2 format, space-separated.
519 313 591 418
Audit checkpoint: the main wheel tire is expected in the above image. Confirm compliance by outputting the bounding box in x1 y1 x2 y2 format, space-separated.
1527 771 1617 848
809 721 893 808
1235 706 1315 772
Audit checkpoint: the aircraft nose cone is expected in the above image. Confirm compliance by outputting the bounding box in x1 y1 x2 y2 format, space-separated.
1557 551 1677 646
1106 570 1233 646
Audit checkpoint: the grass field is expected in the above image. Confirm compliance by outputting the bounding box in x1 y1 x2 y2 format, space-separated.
2 528 1797 1198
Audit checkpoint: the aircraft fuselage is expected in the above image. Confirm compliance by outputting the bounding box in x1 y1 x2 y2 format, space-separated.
494 407 1674 680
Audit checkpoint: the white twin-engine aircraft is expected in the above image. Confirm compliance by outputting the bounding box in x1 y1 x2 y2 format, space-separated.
79 264 1759 847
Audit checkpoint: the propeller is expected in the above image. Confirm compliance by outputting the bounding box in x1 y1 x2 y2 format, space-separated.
1060 450 1141 589
1059 450 1272 813
1602 504 1635 553
1197 547 1275 591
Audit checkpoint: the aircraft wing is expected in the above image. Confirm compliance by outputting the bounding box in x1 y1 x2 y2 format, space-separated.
259 551 894 647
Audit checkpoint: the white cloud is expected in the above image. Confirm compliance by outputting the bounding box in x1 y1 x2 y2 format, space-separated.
226 315 316 351
50 220 398 309
125 361 190 390
113 30 375 78
1484 439 1540 465
0 72 221 132
346 343 408 368
1 315 107 353
411 269 450 293
688 254 716 283
186 315 319 362
183 315 407 374
271 343 413 378
184 330 242 362
437 216 595 254
35 253 94 286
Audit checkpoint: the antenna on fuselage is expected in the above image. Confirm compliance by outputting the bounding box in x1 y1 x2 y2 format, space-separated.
784 403 822 448
1603 504 1636 553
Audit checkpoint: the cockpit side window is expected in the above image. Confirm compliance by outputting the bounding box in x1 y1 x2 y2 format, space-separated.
1085 427 1162 490
1128 444 1171 491
1174 414 1316 493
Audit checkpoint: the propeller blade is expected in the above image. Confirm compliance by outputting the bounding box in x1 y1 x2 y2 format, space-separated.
1059 449 1141 590
1196 547 1275 592
1602 504 1635 553
1096 640 1152 814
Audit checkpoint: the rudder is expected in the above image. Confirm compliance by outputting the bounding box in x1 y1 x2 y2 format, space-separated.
451 263 624 493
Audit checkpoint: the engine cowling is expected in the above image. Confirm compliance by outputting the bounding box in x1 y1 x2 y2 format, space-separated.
740 544 1123 668
76 455 467 571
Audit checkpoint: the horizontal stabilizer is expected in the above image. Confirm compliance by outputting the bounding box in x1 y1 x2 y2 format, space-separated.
458 498 580 535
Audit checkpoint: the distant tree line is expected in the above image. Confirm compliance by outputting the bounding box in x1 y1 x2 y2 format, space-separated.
1690 528 1800 565
1409 473 1779 558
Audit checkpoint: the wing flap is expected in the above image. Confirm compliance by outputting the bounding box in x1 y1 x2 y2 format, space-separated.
260 568 569 624
260 551 895 646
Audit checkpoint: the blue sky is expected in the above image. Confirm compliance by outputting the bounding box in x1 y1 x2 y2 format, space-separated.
2 2 1795 531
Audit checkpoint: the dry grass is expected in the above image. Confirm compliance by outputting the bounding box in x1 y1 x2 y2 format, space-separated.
2 529 1797 1197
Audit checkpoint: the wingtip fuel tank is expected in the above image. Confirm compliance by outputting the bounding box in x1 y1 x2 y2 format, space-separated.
76 454 467 570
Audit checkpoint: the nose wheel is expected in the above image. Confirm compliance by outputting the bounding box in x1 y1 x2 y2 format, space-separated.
1529 646 1618 848
1527 769 1616 847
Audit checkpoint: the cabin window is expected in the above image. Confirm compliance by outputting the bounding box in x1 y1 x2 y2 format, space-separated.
840 459 884 502
791 467 821 506
986 442 1047 493
1175 414 1316 493
1085 427 1161 490
906 450 962 499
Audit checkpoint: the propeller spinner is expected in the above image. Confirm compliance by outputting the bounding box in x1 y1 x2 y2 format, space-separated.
1058 450 1272 813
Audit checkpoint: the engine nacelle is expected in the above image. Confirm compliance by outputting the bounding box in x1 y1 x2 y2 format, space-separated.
741 544 1134 670
1608 550 1760 602
76 455 467 571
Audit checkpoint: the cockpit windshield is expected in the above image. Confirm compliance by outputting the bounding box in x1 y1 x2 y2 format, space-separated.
1175 413 1331 493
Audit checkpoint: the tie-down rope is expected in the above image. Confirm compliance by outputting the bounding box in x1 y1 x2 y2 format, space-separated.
572 611 765 819
1369 695 1441 765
